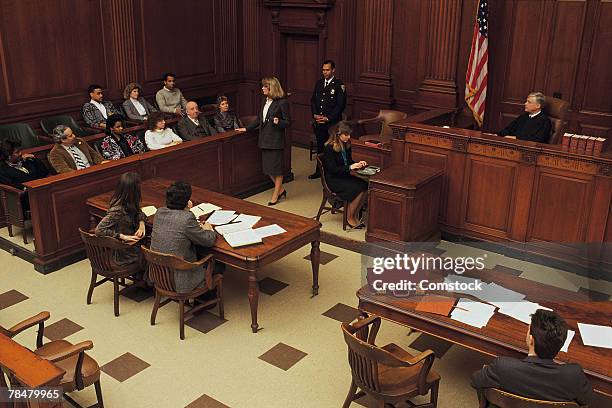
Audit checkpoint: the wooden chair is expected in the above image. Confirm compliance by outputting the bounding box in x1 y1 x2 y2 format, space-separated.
479 388 584 408
315 153 348 230
357 110 408 144
141 246 223 340
341 315 440 408
0 182 30 244
545 97 570 145
1 311 104 408
79 228 144 317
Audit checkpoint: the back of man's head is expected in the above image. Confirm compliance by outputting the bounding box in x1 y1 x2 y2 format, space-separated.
530 309 568 359
166 181 192 210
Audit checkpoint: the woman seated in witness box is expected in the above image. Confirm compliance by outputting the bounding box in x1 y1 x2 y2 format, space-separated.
144 111 183 150
122 82 157 121
95 172 146 269
100 114 147 161
322 121 368 229
213 95 242 133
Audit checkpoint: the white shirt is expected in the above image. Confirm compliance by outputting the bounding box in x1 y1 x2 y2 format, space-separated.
144 128 182 150
324 76 335 87
62 144 91 169
90 99 108 119
262 98 273 122
130 98 147 116
529 110 541 118
189 116 200 126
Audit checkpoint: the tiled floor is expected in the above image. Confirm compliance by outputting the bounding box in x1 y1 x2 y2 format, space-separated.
0 147 610 407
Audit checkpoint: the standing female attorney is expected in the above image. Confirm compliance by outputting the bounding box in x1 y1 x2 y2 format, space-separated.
238 77 291 205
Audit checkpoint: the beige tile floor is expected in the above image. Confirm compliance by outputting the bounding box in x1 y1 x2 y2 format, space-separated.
0 147 610 407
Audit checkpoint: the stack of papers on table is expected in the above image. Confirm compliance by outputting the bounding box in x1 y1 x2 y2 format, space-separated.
141 206 157 217
207 210 237 225
495 301 552 324
215 214 261 236
475 283 526 306
450 298 496 328
191 203 221 218
224 229 262 248
253 224 286 238
577 323 612 349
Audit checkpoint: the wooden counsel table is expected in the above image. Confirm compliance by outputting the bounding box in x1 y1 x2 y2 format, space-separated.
87 178 321 333
356 268 612 396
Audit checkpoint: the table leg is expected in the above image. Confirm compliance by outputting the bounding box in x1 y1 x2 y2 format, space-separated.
248 271 260 333
310 240 320 296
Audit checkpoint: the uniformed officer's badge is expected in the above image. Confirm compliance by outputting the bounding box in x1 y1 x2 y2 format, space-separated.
340 84 345 92
331 89 335 95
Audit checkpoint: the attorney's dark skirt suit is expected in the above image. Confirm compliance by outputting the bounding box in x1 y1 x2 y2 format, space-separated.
246 97 291 176
322 143 368 201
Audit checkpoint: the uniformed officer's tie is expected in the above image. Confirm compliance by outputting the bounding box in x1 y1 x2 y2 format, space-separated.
68 146 87 169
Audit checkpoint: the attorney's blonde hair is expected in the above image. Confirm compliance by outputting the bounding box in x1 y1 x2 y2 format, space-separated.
262 77 285 99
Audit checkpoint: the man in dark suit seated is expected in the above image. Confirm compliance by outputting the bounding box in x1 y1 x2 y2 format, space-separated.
498 92 552 143
177 101 217 141
471 309 593 406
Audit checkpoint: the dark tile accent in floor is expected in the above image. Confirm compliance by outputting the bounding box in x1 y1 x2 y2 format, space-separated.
322 303 361 323
409 333 453 359
258 342 307 371
186 311 227 334
0 289 28 310
303 250 339 265
492 264 523 277
578 287 610 301
258 277 289 296
44 318 84 341
121 285 154 302
185 394 231 408
101 352 150 382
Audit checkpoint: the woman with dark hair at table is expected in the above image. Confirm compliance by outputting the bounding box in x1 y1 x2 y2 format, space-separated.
239 77 291 205
99 114 147 161
95 172 146 267
213 96 241 133
322 121 368 229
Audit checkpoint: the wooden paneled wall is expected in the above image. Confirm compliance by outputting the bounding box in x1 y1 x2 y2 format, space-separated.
1 0 610 143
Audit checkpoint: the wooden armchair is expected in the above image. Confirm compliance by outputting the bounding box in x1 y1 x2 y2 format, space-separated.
315 154 348 230
356 110 408 144
141 246 223 340
1 311 104 408
0 182 30 244
79 228 145 317
545 97 570 145
341 315 440 408
479 388 584 408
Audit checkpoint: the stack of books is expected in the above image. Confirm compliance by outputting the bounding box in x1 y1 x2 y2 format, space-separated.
562 133 607 155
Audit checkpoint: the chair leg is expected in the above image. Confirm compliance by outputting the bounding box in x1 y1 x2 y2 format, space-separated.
150 291 161 325
22 228 28 245
429 380 439 408
7 223 13 237
94 380 104 408
342 202 349 230
217 282 224 319
113 278 120 317
315 194 327 221
179 300 185 340
86 272 97 305
342 380 358 408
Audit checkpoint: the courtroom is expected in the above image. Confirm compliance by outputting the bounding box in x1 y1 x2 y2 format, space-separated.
1 1 611 408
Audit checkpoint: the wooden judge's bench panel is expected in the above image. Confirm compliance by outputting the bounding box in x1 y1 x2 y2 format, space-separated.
22 130 270 273
364 123 612 275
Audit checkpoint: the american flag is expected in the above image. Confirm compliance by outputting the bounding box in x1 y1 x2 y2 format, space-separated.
465 0 488 127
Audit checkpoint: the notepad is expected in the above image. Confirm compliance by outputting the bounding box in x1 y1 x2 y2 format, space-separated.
415 295 456 316
141 206 157 217
253 224 286 238
207 210 237 225
223 228 262 248
190 203 221 218
496 301 552 324
560 330 575 353
577 323 612 349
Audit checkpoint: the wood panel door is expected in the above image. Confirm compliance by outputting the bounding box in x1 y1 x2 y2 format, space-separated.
282 34 320 147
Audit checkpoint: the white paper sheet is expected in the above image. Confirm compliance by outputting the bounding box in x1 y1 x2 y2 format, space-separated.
450 298 496 328
233 214 261 227
560 330 575 353
141 206 157 217
253 224 286 239
223 229 262 248
190 203 221 218
444 274 485 296
577 323 612 349
215 221 252 236
476 283 526 306
496 301 552 324
207 210 237 225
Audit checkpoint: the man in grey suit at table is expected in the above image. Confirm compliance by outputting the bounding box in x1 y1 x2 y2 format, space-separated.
471 309 592 406
150 181 216 294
